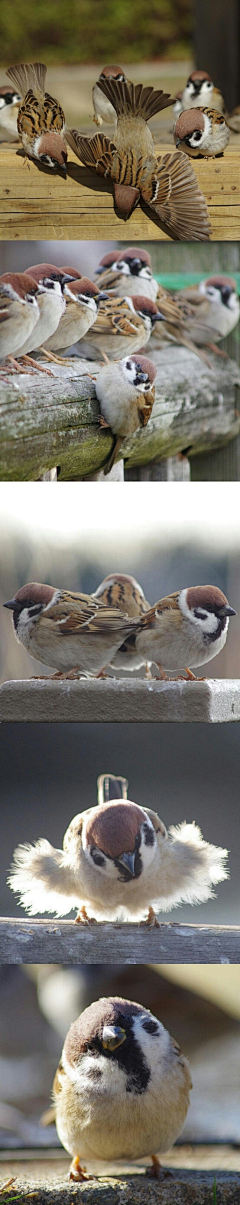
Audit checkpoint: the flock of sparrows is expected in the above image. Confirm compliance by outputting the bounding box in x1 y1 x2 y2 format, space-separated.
1 252 239 472
3 571 236 679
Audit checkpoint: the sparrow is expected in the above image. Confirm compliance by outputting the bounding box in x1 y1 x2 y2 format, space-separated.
92 65 130 128
6 61 68 174
9 773 228 924
94 247 159 302
15 264 70 359
42 279 109 355
0 84 21 141
181 71 226 115
227 106 240 133
52 995 192 1180
94 572 150 672
0 272 40 366
124 584 236 679
77 294 163 361
173 276 240 347
95 354 156 473
3 582 135 677
174 108 230 157
66 79 211 240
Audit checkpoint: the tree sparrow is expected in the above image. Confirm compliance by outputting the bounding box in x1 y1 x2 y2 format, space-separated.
8 769 228 923
0 273 40 364
3 582 135 677
6 62 68 174
93 573 151 674
126 585 236 679
42 279 108 355
174 108 230 158
95 354 156 473
16 265 70 357
174 276 240 346
181 71 226 115
227 106 240 133
66 79 211 240
0 85 20 142
94 247 159 302
77 294 163 361
52 995 192 1180
92 65 130 128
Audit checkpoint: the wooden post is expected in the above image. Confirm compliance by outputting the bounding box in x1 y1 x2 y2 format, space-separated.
194 0 240 113
0 918 239 964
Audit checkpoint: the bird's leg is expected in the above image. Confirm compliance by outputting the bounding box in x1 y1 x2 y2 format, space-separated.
75 906 96 925
18 354 53 376
145 662 152 679
1 355 36 375
69 1155 94 1182
100 351 110 364
96 667 110 677
146 1155 173 1179
206 342 227 358
99 413 110 427
142 906 160 928
38 346 73 366
156 663 169 679
183 667 206 681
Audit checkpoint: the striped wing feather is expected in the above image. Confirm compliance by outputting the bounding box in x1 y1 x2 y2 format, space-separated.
97 78 173 120
142 151 211 241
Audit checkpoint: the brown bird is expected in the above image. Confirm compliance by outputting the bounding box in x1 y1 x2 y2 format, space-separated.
77 294 163 361
6 62 68 174
66 79 211 240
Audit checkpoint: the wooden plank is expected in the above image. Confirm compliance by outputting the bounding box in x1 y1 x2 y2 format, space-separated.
0 144 240 240
0 917 239 964
1 678 240 723
1 350 239 481
1 1153 240 1202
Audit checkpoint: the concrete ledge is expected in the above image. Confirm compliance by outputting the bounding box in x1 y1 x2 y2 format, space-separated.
1 918 239 964
1 678 240 723
1 1154 240 1204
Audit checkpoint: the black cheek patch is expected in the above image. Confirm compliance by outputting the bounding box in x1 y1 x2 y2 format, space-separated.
141 1019 159 1035
87 1066 103 1080
143 822 155 847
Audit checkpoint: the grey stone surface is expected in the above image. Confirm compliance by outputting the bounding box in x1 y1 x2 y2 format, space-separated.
1 678 240 723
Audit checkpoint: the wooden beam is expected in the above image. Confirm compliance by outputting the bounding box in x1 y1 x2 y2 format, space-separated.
0 917 239 964
1 350 239 481
0 144 239 241
1 678 240 723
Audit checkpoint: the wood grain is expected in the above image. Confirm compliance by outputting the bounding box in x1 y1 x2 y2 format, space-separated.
0 143 239 240
0 917 239 963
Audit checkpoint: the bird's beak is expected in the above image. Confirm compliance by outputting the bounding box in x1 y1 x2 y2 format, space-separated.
220 605 236 617
102 1025 126 1051
137 371 149 383
152 312 165 323
117 850 136 876
3 598 18 610
60 163 67 177
98 291 109 302
175 137 181 147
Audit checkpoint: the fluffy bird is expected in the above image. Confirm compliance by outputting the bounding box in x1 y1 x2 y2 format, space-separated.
94 247 159 302
95 354 156 473
8 775 228 923
181 71 226 115
15 264 70 360
93 572 151 672
52 995 192 1180
0 272 40 366
6 62 68 174
77 294 163 361
174 108 230 158
42 279 108 355
173 276 240 347
3 582 135 677
92 64 129 128
123 584 236 679
0 85 20 142
66 79 211 240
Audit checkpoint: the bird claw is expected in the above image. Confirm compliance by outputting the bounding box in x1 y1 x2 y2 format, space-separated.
99 414 110 427
142 906 160 928
75 907 96 925
146 1156 173 1179
69 1157 95 1182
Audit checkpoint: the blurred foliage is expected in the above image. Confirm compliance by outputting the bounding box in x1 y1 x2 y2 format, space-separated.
0 0 192 65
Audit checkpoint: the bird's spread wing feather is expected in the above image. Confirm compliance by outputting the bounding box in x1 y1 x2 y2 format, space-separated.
66 129 116 175
97 78 173 120
141 151 211 241
7 62 47 101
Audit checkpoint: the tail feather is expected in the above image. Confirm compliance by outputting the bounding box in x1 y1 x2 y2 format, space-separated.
6 62 46 100
142 151 211 241
97 78 173 121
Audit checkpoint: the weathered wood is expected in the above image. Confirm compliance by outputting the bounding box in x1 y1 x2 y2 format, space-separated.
190 437 240 481
0 144 240 241
1 1155 240 1204
125 457 190 481
1 678 240 724
195 0 240 113
0 917 239 964
1 349 239 481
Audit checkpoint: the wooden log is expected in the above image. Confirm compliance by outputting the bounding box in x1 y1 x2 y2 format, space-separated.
1 1155 240 1203
0 917 239 964
1 678 240 723
0 349 239 481
0 144 240 241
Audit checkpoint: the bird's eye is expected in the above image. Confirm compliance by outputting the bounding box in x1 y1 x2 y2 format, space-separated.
141 1018 159 1035
91 846 105 868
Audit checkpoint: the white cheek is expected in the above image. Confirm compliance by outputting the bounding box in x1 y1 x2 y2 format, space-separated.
133 1016 169 1071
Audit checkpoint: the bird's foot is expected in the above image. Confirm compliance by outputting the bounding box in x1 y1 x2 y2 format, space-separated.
75 907 96 925
99 414 110 427
146 1156 173 1179
39 346 72 365
142 906 160 929
18 355 53 376
69 1156 95 1182
206 342 227 358
2 355 36 375
145 662 152 679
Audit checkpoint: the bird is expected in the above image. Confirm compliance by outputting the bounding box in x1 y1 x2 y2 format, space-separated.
0 272 40 368
8 774 228 924
123 584 236 679
180 71 226 115
51 995 192 1180
92 65 130 128
3 581 136 678
76 294 164 361
94 247 159 302
14 264 70 364
66 79 211 240
41 279 109 355
95 354 156 473
93 572 151 672
172 276 240 348
174 108 230 158
6 62 68 174
227 106 240 133
0 84 20 142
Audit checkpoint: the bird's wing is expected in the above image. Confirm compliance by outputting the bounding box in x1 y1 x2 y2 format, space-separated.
97 78 173 120
91 297 143 337
65 129 116 176
6 62 46 100
137 386 155 427
141 151 211 241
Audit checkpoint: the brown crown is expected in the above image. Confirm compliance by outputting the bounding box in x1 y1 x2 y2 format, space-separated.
130 354 157 383
204 275 236 291
99 65 125 78
98 251 121 268
0 85 18 96
60 266 82 278
0 272 39 298
39 132 67 164
67 276 100 297
188 70 212 83
14 582 56 605
85 800 147 858
131 296 160 314
64 996 150 1064
175 109 205 137
24 263 61 281
186 585 229 611
124 247 152 267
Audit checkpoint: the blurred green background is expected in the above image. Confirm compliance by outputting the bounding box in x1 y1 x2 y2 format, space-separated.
0 0 192 65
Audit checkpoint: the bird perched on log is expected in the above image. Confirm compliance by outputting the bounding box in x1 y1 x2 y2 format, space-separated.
6 62 68 174
51 995 192 1180
8 771 228 923
42 278 108 356
66 79 211 240
76 294 163 361
174 108 230 158
0 272 40 369
94 247 159 301
95 354 156 474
